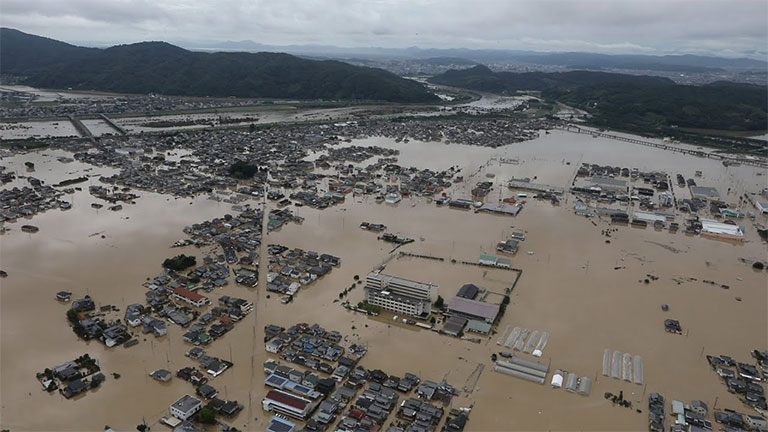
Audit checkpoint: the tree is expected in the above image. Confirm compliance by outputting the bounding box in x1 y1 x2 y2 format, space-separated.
66 308 79 324
434 296 444 309
162 254 196 271
753 261 765 270
229 160 260 180
357 301 382 314
195 406 217 424
136 424 147 432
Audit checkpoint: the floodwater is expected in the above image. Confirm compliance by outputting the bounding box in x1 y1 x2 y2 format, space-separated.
1 130 766 431
113 106 375 134
80 119 120 137
0 120 81 140
459 93 530 111
0 85 107 101
114 113 261 134
0 106 376 140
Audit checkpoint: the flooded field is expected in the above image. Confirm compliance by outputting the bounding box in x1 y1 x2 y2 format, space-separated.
1 130 766 431
0 106 377 140
112 106 387 134
459 93 531 111
0 85 106 102
80 119 120 137
0 120 81 140
114 112 261 134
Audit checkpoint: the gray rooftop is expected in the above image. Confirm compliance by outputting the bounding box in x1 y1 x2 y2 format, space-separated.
590 176 628 188
447 296 500 321
690 186 720 199
171 394 202 413
266 416 296 432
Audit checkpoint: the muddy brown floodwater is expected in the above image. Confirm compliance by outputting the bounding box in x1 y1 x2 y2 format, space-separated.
1 130 766 431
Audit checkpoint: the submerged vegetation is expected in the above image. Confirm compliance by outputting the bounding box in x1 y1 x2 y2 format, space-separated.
229 160 263 180
162 254 197 271
357 301 383 314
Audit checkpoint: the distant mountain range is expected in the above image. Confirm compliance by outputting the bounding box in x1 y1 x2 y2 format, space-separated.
429 65 674 92
176 40 767 73
0 28 438 103
430 65 768 133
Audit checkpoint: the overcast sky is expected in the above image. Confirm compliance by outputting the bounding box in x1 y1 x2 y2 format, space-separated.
1 0 766 58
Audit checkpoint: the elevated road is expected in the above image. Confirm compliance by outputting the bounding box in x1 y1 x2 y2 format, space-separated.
555 125 767 169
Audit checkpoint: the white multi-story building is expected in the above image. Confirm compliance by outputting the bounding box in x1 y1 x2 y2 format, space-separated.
170 395 203 420
364 272 438 317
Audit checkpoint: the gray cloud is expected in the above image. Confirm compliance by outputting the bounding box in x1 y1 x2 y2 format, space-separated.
0 0 765 58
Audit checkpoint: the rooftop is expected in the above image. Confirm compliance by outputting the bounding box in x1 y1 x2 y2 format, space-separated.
173 287 205 302
171 395 202 413
690 186 720 199
447 297 500 321
590 176 628 188
368 272 437 292
700 219 744 237
265 389 309 410
266 416 296 432
456 284 480 299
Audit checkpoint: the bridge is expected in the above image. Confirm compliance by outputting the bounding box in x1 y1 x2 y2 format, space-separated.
554 125 767 169
99 114 128 135
67 115 95 144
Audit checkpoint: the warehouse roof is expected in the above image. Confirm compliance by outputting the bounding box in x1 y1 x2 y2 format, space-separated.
447 297 500 322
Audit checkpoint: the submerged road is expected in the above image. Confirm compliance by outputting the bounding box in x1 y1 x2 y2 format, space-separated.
246 187 270 429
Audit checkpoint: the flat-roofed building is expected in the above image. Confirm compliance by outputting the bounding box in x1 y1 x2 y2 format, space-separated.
364 272 438 318
700 219 745 241
589 176 628 193
170 395 203 420
690 186 720 201
266 416 296 432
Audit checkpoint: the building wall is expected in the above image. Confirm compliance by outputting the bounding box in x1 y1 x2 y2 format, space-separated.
170 402 201 420
756 201 768 214
172 293 209 307
261 399 309 420
366 272 437 302
365 290 426 316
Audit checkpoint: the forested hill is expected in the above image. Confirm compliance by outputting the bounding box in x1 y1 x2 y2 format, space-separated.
430 65 767 132
1 28 439 103
0 28 99 74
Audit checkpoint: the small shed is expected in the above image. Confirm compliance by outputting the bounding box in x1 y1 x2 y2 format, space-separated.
551 370 564 388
